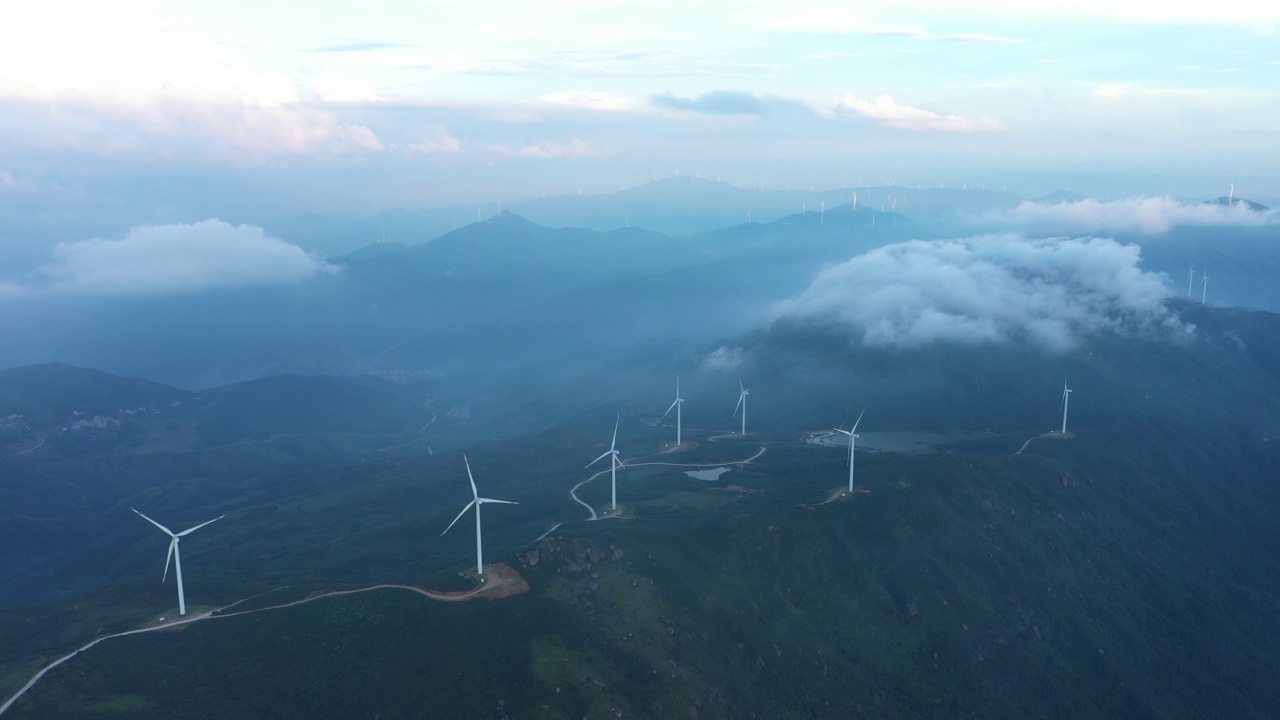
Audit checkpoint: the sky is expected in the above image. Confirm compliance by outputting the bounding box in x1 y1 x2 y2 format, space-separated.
2 0 1279 225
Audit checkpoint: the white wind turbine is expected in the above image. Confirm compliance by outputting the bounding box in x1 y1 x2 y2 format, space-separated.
442 456 518 576
661 375 684 447
1187 264 1196 297
832 409 866 493
733 374 750 435
586 416 624 510
132 509 225 616
1201 269 1209 304
1060 379 1072 434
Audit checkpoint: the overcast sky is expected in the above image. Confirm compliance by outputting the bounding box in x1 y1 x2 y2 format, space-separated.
2 0 1278 223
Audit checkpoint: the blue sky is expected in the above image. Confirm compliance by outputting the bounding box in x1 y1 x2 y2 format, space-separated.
2 0 1278 219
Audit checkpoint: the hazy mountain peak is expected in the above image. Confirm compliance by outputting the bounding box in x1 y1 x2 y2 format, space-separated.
484 210 537 225
1205 196 1269 211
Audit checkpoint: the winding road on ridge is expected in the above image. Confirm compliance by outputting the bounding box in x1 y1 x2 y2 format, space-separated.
567 446 767 522
0 567 526 716
5 442 772 714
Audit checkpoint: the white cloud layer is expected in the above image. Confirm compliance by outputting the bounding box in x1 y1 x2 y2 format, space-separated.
311 68 380 103
828 94 1002 132
540 91 637 111
991 197 1279 234
700 346 745 371
408 125 463 155
0 4 383 163
11 220 338 297
484 139 602 159
772 235 1186 351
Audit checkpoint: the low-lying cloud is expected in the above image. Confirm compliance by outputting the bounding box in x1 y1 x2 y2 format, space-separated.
828 93 1002 132
700 346 744 372
651 91 810 117
10 220 337 298
773 235 1187 351
989 196 1278 234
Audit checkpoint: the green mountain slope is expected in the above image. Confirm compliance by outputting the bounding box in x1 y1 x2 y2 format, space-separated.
3 307 1279 718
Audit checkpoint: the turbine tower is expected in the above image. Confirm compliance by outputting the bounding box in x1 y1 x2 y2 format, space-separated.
1060 379 1072 434
833 409 866 493
662 374 683 447
733 374 750 435
442 456 517 576
1201 270 1209 304
132 509 225 616
586 415 624 509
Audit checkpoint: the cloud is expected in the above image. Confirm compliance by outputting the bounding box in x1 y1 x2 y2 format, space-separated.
540 91 636 111
700 346 744 372
0 95 384 162
763 7 871 33
515 140 599 158
772 235 1187 352
7 220 338 298
0 4 383 163
311 68 379 103
651 91 811 116
408 125 463 155
828 93 1002 131
0 170 31 189
761 9 1023 42
313 41 411 53
989 197 1279 234
927 33 1026 44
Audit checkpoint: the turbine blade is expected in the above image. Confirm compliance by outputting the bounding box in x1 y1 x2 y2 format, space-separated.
733 392 744 417
738 372 744 393
176 514 225 537
464 455 479 499
852 408 866 433
132 508 174 537
479 498 518 505
442 499 476 535
662 399 678 419
611 415 619 450
162 539 175 583
586 450 612 468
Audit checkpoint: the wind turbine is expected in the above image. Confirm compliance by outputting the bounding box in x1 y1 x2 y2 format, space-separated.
442 456 517 576
832 409 866 493
662 375 683 447
586 416 624 510
1187 264 1196 297
1060 379 1072 434
733 374 750 435
1201 270 1209 304
132 509 225 616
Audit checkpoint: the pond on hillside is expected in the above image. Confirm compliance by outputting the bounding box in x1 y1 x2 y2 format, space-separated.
685 467 731 481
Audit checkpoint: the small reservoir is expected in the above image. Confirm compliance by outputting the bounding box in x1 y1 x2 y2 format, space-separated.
685 467 731 481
